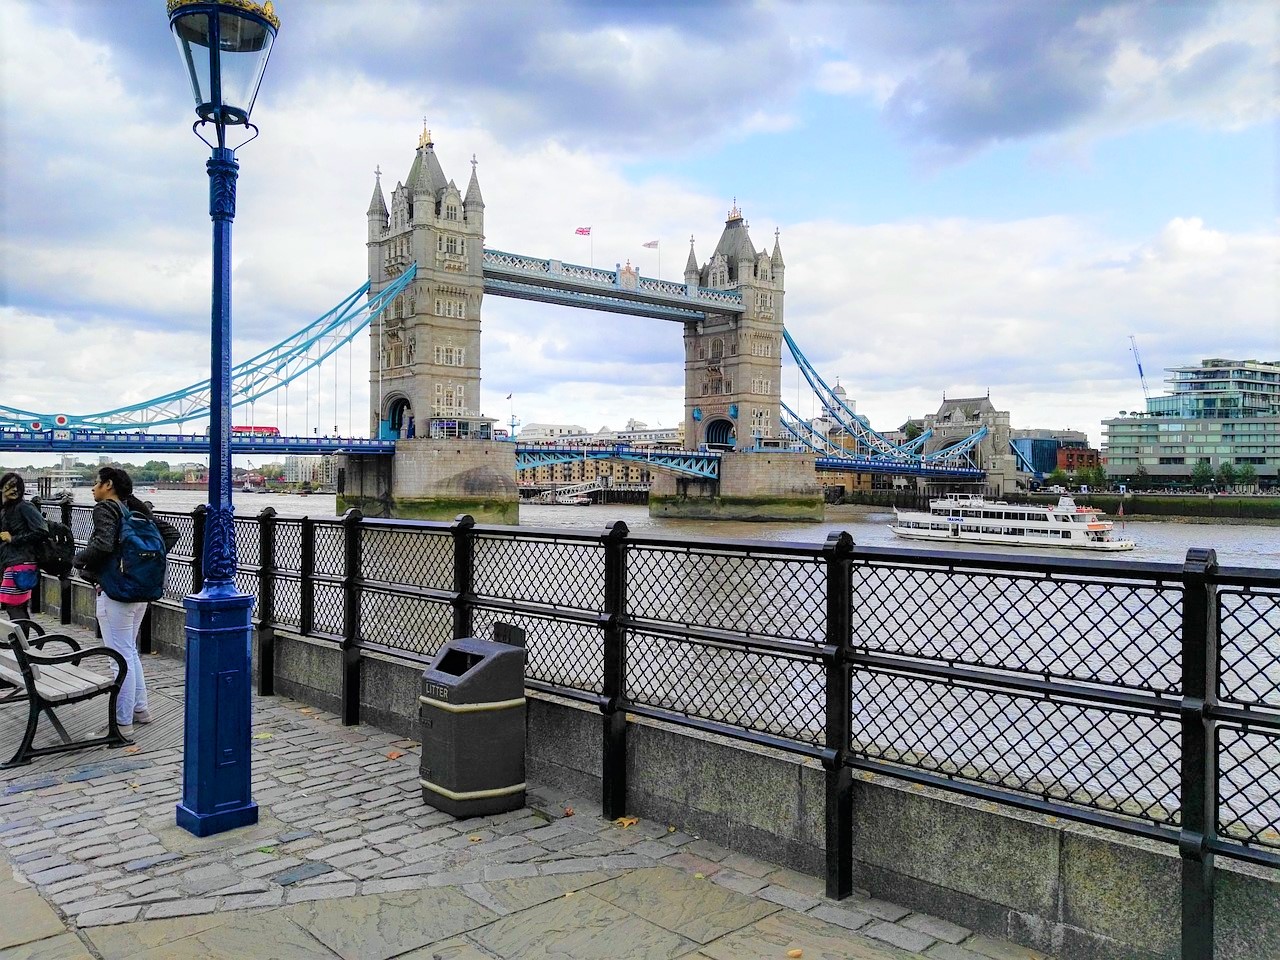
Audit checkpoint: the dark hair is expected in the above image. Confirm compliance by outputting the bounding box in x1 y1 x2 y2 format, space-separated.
97 465 133 498
0 472 24 501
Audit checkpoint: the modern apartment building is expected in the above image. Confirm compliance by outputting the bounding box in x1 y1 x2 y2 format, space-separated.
1102 358 1280 486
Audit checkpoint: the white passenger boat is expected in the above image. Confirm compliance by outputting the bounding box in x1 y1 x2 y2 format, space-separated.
891 494 1135 551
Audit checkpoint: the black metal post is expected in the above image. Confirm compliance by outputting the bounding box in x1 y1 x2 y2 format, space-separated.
340 508 363 725
256 507 277 696
191 504 207 594
823 530 855 900
58 496 73 626
299 517 315 636
601 520 629 820
1181 547 1219 960
451 514 475 639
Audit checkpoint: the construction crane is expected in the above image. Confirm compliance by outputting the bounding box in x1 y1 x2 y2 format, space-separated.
1129 335 1151 402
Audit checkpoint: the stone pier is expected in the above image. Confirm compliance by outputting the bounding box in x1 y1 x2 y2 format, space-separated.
649 449 823 521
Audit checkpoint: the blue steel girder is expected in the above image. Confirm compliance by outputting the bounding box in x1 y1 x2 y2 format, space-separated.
923 426 988 468
1009 440 1040 476
0 430 395 456
483 249 744 321
515 444 720 480
815 457 984 479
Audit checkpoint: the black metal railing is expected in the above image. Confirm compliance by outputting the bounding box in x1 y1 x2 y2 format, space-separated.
41 499 1279 958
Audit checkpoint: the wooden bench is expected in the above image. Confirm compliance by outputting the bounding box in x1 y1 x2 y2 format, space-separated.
0 618 130 768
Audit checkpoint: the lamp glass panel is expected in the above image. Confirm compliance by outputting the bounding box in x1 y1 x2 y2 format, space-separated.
215 11 275 118
170 11 213 108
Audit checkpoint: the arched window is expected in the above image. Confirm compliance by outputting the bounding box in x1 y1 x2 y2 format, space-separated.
710 338 724 360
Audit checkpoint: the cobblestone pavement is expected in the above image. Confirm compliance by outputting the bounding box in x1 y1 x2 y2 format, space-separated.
1 619 1052 959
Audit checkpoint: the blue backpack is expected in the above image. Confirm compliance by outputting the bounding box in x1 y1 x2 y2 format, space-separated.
98 503 167 603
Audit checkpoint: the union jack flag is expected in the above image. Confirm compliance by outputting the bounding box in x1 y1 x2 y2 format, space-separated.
642 240 659 248
575 226 591 236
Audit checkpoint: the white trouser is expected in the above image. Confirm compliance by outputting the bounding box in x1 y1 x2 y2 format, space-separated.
96 592 148 725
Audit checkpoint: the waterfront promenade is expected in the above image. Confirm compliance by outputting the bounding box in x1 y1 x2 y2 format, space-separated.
0 620 1050 960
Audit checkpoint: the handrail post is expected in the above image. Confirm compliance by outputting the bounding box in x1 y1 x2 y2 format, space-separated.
299 517 315 636
191 504 207 594
340 509 363 725
823 530 855 900
58 496 72 625
601 520 629 820
451 514 476 639
256 507 277 696
1181 547 1219 960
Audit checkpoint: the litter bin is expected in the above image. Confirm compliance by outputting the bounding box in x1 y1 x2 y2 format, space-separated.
419 635 526 817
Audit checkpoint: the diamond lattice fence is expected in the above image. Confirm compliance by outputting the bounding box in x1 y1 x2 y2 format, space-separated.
850 670 1182 825
361 527 453 589
628 546 826 643
627 630 824 744
1218 726 1280 851
360 589 453 657
473 535 604 610
1218 587 1280 709
472 606 603 693
851 563 1182 693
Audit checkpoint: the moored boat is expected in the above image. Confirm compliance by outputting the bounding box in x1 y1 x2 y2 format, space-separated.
891 494 1135 551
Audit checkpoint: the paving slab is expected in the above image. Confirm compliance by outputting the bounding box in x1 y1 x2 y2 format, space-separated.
470 891 695 960
0 931 98 960
285 888 494 960
591 865 780 944
0 888 66 951
696 908 923 960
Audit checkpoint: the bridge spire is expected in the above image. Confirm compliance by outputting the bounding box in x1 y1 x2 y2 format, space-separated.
465 153 484 209
367 167 388 219
684 235 699 284
771 227 785 270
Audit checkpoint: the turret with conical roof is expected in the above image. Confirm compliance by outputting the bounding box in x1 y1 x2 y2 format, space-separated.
464 155 484 211
771 227 784 277
684 235 699 288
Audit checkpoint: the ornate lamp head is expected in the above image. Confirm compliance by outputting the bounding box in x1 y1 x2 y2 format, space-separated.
169 0 279 147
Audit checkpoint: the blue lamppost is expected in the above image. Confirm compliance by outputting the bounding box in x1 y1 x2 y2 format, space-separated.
168 0 279 837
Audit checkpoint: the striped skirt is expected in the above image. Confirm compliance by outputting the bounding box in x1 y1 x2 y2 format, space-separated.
0 562 38 606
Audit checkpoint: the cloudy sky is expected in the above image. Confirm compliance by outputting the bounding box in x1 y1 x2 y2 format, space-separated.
1 0 1276 460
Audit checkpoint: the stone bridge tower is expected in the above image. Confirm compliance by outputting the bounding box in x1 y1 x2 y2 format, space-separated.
681 204 786 450
652 204 820 520
365 125 488 441
339 125 517 522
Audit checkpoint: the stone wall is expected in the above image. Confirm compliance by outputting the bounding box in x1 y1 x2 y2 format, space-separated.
650 450 822 520
38 576 1279 960
339 438 518 523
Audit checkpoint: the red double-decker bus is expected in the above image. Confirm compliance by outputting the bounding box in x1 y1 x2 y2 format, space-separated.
230 425 281 437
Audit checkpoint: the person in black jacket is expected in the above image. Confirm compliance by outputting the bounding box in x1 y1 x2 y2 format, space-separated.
73 466 179 736
0 472 48 621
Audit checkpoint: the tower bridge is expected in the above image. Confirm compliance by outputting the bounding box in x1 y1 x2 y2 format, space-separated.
3 123 1001 520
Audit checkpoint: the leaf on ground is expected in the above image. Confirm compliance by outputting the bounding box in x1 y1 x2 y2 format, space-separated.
563 807 574 817
385 750 404 760
468 835 482 842
252 732 273 740
694 872 705 880
257 846 276 854
787 950 803 958
613 816 638 828
667 825 676 833
124 746 141 754
127 782 140 790
298 707 315 714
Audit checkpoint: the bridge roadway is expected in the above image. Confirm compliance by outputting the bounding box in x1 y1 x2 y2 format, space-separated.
1 431 983 480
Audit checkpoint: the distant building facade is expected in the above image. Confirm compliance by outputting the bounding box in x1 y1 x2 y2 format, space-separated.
1102 358 1280 486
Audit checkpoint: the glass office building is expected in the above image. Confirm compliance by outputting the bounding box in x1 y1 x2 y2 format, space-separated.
1102 358 1279 487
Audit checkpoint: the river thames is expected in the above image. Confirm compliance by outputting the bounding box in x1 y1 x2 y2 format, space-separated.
68 488 1280 568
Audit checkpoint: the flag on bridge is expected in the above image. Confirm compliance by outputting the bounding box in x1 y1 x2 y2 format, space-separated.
575 226 591 235
505 393 512 400
642 240 659 248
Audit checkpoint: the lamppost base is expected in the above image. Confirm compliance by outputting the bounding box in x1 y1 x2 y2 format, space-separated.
177 587 258 837
176 799 260 837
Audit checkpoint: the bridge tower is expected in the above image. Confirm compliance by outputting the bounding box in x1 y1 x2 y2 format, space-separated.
338 125 517 522
653 205 821 520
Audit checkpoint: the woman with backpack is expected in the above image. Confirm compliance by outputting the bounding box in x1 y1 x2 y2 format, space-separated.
74 466 180 737
0 472 49 622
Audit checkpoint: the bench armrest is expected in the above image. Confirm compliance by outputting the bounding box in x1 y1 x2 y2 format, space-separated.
28 633 82 654
7 619 45 639
22 645 128 677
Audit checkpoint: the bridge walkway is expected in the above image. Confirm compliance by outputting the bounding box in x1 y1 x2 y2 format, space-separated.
0 618 1052 960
